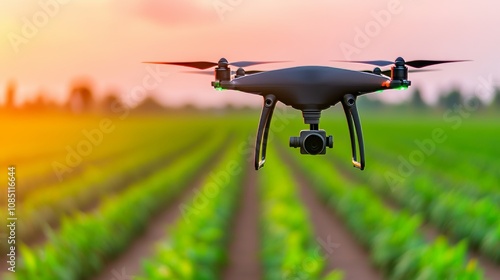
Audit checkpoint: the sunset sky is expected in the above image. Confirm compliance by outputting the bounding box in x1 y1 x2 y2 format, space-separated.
1 0 499 108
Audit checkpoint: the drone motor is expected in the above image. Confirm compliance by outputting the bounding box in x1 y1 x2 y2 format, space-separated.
235 68 246 78
391 57 409 81
215 58 231 81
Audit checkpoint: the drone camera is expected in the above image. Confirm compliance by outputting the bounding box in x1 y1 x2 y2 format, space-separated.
290 130 333 155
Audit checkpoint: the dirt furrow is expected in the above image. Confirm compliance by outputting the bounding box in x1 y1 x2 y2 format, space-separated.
92 151 224 280
221 163 261 280
282 150 383 280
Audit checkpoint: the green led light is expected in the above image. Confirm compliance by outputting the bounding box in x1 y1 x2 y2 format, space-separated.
376 90 384 93
399 86 407 90
213 81 224 91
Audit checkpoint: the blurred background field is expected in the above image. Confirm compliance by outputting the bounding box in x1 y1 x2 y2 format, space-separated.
1 84 499 279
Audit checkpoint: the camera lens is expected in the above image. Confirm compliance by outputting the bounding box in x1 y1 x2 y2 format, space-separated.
303 133 325 155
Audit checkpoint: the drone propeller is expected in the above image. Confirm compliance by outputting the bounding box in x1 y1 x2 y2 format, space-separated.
182 70 214 76
334 58 469 68
144 59 285 70
361 69 438 76
182 70 266 76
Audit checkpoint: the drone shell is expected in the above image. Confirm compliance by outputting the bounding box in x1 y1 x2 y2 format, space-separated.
226 66 390 110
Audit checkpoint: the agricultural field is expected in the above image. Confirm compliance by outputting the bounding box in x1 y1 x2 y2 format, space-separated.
1 107 499 280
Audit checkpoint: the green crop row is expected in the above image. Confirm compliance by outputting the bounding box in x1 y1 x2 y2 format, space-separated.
339 146 500 263
136 139 246 280
0 128 211 249
342 113 498 157
1 116 216 203
1 115 198 163
6 131 226 280
367 137 500 201
259 148 343 280
316 112 499 192
317 114 500 262
429 191 500 262
289 152 485 279
2 125 204 206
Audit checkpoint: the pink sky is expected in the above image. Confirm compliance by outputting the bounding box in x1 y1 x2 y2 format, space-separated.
1 0 499 108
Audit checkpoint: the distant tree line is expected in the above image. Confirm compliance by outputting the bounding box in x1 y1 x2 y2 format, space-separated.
2 79 166 115
358 87 500 111
3 79 500 114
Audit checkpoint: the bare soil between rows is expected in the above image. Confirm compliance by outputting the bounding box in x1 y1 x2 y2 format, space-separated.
283 150 384 280
221 163 262 279
93 151 224 280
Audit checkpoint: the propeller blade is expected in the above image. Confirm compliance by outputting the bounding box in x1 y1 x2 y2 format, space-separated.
182 71 214 76
361 69 439 76
230 61 287 67
333 60 394 67
182 69 267 76
409 69 440 73
336 59 469 68
405 60 470 68
143 60 287 70
143 61 217 70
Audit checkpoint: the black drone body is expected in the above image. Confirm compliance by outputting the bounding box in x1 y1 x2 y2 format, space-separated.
216 66 397 110
145 57 466 170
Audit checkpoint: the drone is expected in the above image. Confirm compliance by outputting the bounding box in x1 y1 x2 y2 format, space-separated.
145 57 466 170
